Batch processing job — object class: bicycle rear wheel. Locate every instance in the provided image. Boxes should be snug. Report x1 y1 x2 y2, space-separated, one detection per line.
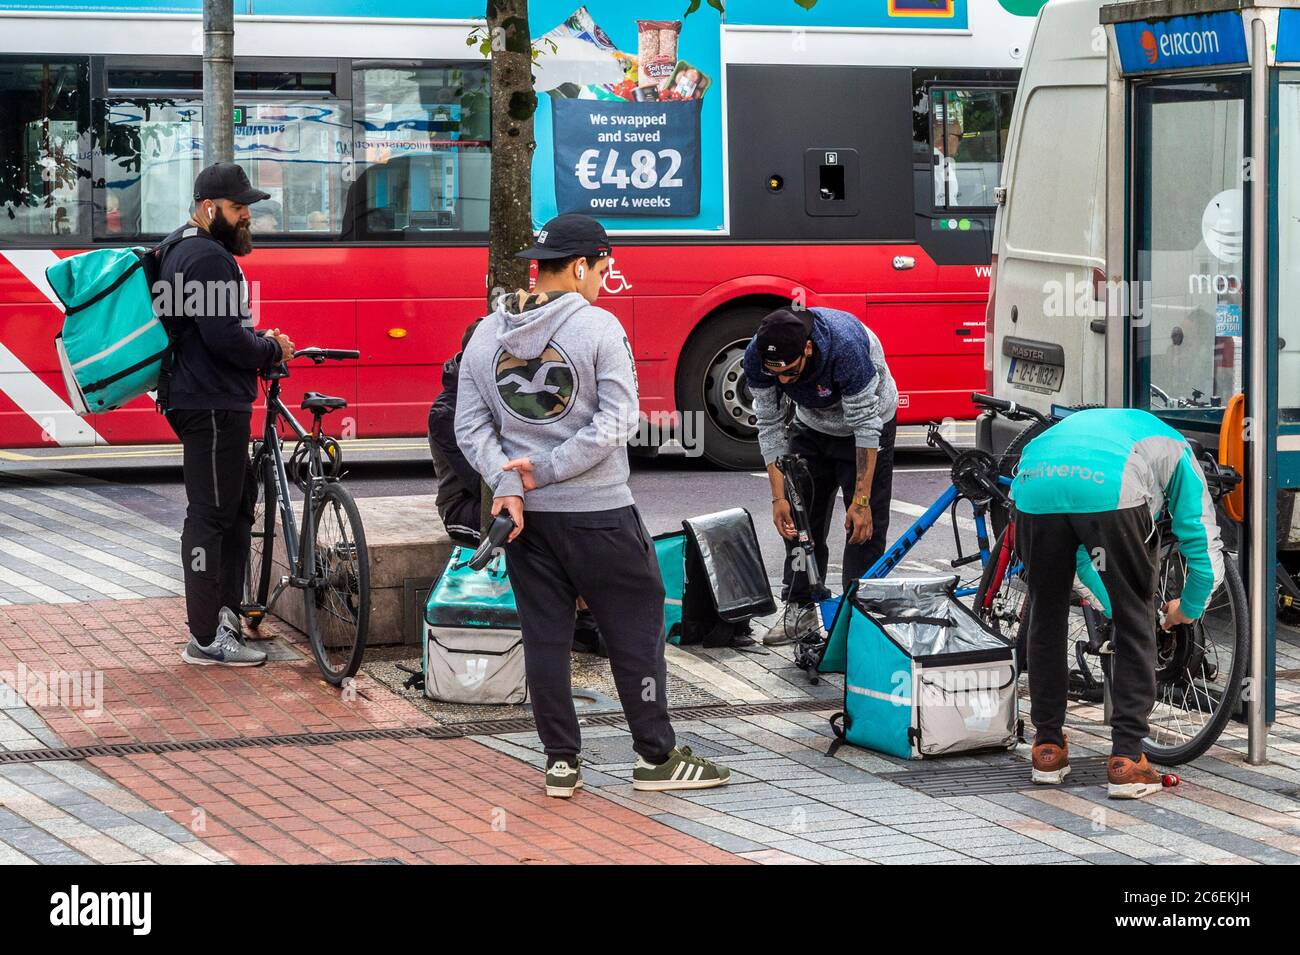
1112 545 1248 765
243 446 277 629
303 481 370 684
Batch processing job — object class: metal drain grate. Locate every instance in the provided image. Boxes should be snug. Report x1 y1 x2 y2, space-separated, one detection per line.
0 697 836 765
441 696 836 735
0 726 455 764
880 756 1111 797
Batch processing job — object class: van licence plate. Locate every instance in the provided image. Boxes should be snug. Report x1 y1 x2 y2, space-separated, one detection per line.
1008 358 1063 394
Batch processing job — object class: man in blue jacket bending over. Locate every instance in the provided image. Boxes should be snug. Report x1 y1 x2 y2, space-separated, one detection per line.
1011 408 1225 799
745 307 899 646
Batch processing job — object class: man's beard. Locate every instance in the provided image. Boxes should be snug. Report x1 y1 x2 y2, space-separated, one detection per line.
209 211 253 256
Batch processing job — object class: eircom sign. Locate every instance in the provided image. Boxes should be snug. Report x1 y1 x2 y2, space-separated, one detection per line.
1114 12 1249 75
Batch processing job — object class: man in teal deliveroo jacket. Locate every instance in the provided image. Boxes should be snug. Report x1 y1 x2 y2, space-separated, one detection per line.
1010 408 1224 799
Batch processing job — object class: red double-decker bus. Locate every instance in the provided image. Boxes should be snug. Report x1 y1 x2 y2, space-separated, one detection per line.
0 1 1043 468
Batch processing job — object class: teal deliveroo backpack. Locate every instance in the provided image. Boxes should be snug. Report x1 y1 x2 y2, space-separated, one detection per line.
48 229 195 415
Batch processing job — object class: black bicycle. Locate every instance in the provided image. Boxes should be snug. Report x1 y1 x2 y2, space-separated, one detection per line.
242 347 370 685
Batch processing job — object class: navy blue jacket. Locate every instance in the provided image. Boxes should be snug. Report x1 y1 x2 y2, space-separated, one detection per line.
158 226 281 413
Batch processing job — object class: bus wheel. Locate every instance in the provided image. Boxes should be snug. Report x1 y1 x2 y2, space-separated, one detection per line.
676 306 768 471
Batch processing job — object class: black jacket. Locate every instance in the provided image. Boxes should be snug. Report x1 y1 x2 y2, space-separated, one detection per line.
428 353 482 521
157 225 281 412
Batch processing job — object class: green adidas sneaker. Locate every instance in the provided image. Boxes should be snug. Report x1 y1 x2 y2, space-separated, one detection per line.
632 746 730 792
545 759 583 798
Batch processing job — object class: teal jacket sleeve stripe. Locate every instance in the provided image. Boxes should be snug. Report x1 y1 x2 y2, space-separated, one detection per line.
1074 544 1112 617
1166 447 1225 619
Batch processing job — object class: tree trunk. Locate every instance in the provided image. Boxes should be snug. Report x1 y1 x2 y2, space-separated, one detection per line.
202 0 235 165
485 0 537 312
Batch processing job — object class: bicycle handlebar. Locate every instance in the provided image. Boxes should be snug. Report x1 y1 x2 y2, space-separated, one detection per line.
971 392 1051 426
1197 451 1241 501
293 347 361 363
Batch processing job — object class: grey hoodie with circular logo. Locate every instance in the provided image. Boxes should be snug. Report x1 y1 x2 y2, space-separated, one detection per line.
454 291 639 513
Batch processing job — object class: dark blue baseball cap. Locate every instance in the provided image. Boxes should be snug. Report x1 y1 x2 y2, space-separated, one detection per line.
516 213 612 260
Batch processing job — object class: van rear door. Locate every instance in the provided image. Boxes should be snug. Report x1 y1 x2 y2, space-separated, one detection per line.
996 83 1105 409
990 0 1108 413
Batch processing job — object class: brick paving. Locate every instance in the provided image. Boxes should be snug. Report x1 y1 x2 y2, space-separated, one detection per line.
0 599 426 746
91 739 743 865
0 588 1297 864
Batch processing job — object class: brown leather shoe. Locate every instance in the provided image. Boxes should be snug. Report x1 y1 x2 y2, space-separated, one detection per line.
1107 754 1163 799
1031 736 1070 784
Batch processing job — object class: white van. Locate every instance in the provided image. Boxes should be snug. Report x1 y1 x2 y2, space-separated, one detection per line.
979 0 1111 457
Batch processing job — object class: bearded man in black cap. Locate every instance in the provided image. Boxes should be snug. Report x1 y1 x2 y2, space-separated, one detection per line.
158 162 295 667
743 307 899 645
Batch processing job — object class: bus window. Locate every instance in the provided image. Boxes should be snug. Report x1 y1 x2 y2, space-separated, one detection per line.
1132 77 1246 416
0 57 90 241
926 87 1014 210
349 63 490 239
94 98 352 239
96 99 203 238
236 102 352 237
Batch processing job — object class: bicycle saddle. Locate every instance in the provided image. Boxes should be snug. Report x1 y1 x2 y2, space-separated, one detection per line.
301 392 348 413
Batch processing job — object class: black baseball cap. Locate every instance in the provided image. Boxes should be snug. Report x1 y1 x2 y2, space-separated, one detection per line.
515 213 612 260
193 162 271 205
756 308 813 368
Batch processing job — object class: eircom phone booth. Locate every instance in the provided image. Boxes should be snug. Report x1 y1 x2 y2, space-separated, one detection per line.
1099 0 1300 762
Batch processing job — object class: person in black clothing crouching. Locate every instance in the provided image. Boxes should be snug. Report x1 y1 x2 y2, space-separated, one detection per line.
428 320 485 548
158 162 294 667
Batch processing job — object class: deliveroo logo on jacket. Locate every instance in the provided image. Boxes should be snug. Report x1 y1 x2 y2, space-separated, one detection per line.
495 344 576 423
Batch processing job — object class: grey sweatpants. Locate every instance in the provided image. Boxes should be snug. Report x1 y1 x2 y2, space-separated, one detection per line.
503 506 675 765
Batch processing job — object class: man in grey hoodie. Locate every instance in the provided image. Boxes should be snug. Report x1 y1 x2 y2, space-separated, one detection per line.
455 214 729 799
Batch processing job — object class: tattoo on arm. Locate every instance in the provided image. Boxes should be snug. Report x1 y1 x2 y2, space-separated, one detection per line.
855 447 877 499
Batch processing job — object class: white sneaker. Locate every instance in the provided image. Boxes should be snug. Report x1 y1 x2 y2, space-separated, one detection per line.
761 601 819 646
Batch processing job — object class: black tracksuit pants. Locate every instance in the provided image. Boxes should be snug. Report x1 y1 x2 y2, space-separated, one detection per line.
1016 506 1159 759
782 418 897 602
504 506 675 765
167 409 257 644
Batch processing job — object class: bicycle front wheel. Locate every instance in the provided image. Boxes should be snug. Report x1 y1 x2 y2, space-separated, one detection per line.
303 482 370 684
243 446 277 628
1123 545 1249 765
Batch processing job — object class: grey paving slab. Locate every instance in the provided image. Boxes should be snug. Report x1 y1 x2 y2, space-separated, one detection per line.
760 839 857 862
652 814 769 854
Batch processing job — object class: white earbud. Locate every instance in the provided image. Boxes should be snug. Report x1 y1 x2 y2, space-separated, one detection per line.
577 266 586 279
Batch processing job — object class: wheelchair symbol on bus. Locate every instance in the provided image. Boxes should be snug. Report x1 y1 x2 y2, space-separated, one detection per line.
603 260 633 295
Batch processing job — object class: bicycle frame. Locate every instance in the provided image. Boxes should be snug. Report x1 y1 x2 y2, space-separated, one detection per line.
258 368 329 609
861 475 1015 597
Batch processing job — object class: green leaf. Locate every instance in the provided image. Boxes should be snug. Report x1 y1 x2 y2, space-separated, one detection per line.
794 0 818 9
707 0 724 12
684 0 702 16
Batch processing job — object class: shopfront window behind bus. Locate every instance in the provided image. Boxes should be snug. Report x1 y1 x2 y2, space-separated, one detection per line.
351 64 490 238
927 87 1013 210
1277 73 1300 419
96 98 351 239
0 58 89 240
1133 78 1246 417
